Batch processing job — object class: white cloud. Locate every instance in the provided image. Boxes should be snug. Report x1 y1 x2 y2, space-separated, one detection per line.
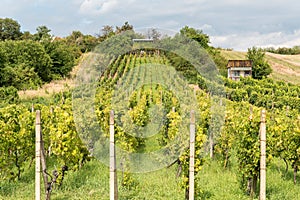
211 30 300 51
199 24 214 33
1 0 300 50
79 0 119 15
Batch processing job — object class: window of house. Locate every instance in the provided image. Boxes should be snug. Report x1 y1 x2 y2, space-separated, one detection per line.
233 71 240 77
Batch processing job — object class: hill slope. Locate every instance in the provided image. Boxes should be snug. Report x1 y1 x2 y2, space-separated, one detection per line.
221 50 300 85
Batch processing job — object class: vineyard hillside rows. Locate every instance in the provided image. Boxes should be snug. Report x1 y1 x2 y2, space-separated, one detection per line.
0 50 300 200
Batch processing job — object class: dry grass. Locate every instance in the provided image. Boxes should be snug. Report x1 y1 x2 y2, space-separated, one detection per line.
220 50 247 60
18 79 74 99
18 53 89 100
266 53 300 85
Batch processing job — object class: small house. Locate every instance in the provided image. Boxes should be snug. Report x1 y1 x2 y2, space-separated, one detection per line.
132 38 154 43
132 38 158 55
227 60 252 81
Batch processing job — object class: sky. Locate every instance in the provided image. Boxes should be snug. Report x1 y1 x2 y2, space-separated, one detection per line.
1 0 300 51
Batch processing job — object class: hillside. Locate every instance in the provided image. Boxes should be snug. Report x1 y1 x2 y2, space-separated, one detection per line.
221 50 300 85
17 50 300 100
1 49 300 200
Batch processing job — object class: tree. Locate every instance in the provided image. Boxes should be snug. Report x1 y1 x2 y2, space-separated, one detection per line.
0 86 19 106
177 26 227 77
208 48 228 77
115 21 133 34
34 25 52 41
21 31 34 40
99 25 115 41
69 30 84 40
179 26 210 49
65 31 98 53
247 47 272 79
44 40 77 79
146 28 161 40
0 18 22 41
0 40 52 85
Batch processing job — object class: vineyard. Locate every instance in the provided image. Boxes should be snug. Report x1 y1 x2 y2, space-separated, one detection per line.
0 48 300 200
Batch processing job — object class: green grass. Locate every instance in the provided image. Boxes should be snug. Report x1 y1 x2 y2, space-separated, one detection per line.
199 156 300 200
197 160 248 200
2 156 300 199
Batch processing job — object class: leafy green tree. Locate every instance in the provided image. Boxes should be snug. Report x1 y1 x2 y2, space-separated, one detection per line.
34 25 52 41
264 45 300 55
66 31 98 53
10 63 42 89
68 30 83 41
96 22 134 43
43 39 78 79
177 26 227 77
81 34 99 52
180 26 210 49
98 25 115 41
0 86 19 106
115 21 134 34
208 48 228 77
0 18 22 41
247 47 272 79
98 30 138 56
0 40 52 85
0 46 8 83
20 31 34 40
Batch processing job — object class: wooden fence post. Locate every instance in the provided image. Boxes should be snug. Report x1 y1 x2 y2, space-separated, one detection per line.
260 109 266 200
110 110 118 200
189 110 196 200
35 110 41 200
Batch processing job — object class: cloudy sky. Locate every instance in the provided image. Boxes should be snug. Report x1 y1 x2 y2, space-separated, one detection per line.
1 0 299 51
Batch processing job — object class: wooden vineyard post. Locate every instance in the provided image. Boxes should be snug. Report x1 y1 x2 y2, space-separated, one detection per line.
189 110 196 200
35 110 41 200
209 132 213 158
110 110 118 200
260 109 266 200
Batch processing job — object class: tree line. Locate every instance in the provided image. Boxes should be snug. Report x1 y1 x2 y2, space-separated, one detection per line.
263 46 300 55
0 18 135 90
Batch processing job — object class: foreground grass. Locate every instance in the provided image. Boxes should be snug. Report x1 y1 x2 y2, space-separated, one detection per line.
198 157 300 200
0 159 182 200
1 157 300 199
197 159 248 200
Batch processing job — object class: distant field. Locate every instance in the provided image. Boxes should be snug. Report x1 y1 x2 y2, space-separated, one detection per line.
221 50 300 85
220 50 247 60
